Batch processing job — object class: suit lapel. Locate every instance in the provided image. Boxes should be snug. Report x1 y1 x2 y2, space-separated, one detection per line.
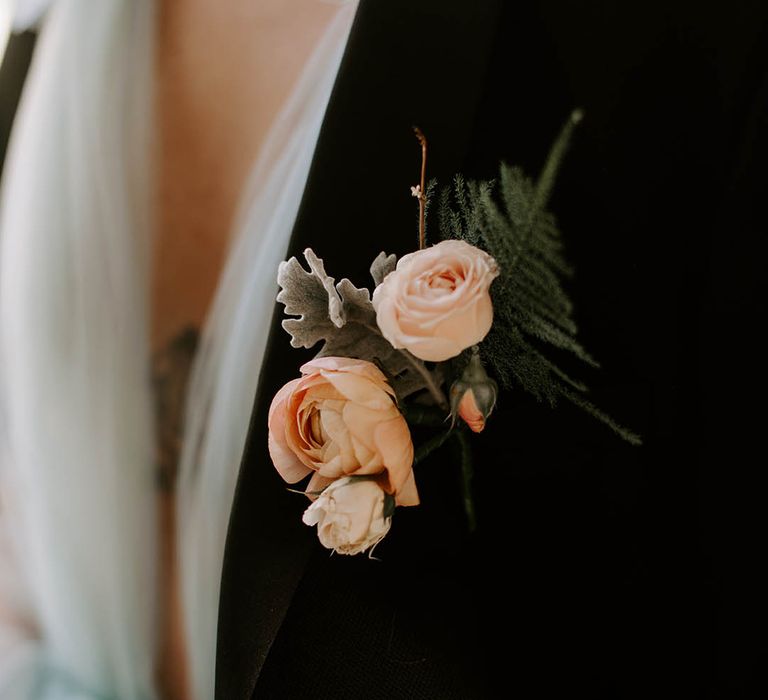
215 1 502 697
1 31 36 180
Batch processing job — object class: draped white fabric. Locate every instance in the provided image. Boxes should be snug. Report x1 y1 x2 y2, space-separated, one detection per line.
6 0 53 32
1 0 52 57
0 1 358 697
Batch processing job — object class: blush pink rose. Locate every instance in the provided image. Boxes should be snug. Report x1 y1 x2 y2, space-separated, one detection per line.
371 240 499 362
268 357 418 506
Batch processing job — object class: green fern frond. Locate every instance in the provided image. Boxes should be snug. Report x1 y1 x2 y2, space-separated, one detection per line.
433 109 640 445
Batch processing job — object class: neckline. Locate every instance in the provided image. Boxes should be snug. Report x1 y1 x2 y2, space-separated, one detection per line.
154 4 363 698
150 0 353 356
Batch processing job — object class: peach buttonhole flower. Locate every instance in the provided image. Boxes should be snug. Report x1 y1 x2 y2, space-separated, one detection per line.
372 239 499 362
268 357 418 506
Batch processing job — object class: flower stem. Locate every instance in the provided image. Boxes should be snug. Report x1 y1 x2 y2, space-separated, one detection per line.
414 126 428 250
401 349 449 410
455 430 477 533
362 321 448 409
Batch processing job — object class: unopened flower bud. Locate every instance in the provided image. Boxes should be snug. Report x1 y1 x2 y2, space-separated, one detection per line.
449 348 498 433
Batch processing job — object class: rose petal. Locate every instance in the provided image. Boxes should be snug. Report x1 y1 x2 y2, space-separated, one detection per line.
268 433 312 484
318 408 356 469
331 480 380 544
398 334 463 363
307 472 335 495
433 299 492 351
373 415 414 493
302 499 325 527
395 469 420 507
284 389 323 471
349 434 382 471
268 378 313 483
320 369 394 411
301 356 388 385
341 402 392 453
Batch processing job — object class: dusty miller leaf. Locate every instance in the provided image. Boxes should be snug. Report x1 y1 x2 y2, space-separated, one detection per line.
277 249 343 349
370 252 397 286
277 248 442 403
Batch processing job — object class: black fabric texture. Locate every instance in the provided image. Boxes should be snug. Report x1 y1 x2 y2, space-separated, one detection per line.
235 2 768 698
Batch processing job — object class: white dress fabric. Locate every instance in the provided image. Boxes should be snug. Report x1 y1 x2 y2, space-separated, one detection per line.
0 1 359 698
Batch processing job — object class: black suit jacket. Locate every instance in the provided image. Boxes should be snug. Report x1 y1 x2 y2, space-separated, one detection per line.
2 2 766 698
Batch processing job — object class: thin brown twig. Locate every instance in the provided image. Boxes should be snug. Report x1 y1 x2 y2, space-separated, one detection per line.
413 126 427 249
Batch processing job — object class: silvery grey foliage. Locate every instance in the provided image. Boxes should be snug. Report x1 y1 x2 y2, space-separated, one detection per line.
370 251 397 286
277 248 437 402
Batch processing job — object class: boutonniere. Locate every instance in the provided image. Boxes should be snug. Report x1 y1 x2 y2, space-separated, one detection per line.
267 110 641 556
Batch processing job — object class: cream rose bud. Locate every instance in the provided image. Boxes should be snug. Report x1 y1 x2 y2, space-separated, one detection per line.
372 239 499 362
268 356 419 506
302 477 394 556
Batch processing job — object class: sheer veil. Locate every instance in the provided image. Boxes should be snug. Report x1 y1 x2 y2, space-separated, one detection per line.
0 1 358 697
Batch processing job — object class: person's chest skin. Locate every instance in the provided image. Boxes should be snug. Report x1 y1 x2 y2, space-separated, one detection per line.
149 1 343 698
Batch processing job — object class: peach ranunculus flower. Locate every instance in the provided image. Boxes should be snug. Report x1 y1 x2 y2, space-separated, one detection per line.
302 476 394 556
371 239 499 362
268 356 418 506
